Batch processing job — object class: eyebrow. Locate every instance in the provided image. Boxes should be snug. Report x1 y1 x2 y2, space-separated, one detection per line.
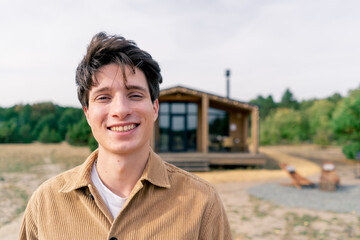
125 84 148 93
91 85 148 96
91 87 112 96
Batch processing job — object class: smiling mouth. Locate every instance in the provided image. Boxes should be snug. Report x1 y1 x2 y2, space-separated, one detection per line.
108 124 138 132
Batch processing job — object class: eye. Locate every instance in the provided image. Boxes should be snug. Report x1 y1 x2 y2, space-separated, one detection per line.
96 95 111 102
129 93 144 100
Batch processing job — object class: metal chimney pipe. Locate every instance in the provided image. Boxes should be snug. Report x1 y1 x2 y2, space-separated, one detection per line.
225 69 231 98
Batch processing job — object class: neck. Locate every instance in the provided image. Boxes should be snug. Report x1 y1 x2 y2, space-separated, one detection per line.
95 146 150 198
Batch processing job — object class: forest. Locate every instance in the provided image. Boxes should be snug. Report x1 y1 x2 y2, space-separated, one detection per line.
0 103 97 151
0 86 359 159
251 87 360 160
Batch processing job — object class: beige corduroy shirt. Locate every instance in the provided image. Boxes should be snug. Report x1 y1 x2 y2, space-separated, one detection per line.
19 149 232 240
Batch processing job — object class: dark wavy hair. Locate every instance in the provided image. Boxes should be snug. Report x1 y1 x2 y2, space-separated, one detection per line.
75 32 162 108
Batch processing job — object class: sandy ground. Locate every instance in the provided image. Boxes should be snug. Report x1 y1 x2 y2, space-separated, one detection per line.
1 144 359 239
216 146 360 240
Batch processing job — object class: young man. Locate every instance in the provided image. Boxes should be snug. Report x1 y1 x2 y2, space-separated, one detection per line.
19 32 232 239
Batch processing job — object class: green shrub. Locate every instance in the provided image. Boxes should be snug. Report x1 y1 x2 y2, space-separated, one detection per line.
342 142 360 160
313 129 332 147
66 118 92 146
260 108 305 145
66 117 98 151
88 135 98 152
38 126 62 143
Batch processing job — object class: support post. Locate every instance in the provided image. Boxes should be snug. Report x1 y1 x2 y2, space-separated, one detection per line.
201 94 209 153
250 107 259 154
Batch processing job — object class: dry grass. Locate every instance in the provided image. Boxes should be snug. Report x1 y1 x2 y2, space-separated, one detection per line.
0 142 90 174
0 142 90 228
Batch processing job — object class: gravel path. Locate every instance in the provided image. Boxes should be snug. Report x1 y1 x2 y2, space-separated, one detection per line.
247 182 360 214
248 145 360 214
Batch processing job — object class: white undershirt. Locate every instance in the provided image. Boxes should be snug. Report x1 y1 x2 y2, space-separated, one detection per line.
91 162 128 219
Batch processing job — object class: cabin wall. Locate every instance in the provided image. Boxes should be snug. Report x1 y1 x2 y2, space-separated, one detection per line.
156 89 258 154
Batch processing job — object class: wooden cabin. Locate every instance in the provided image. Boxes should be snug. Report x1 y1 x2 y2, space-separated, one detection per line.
150 86 263 171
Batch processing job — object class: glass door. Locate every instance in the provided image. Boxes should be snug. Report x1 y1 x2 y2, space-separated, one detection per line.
170 115 186 151
157 102 198 152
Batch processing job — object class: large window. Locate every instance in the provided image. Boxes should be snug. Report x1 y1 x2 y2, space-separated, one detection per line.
208 108 229 152
158 103 198 152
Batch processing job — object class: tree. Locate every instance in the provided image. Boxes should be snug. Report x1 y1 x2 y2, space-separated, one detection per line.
67 117 93 146
17 104 32 126
58 108 84 139
306 100 335 146
1 106 18 120
30 102 57 121
332 88 360 159
19 124 32 143
250 95 277 119
88 135 98 151
32 113 59 140
260 108 305 145
0 119 18 143
279 88 299 109
0 102 87 144
326 92 342 105
38 126 62 143
299 98 317 111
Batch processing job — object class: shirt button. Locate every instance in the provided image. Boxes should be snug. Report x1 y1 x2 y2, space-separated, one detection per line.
109 238 117 240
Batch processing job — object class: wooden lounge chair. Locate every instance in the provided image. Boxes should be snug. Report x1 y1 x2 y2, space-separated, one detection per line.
319 162 340 191
279 163 315 189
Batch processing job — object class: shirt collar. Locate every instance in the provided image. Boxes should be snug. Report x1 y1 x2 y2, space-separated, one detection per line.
140 148 170 189
60 148 170 193
60 149 98 193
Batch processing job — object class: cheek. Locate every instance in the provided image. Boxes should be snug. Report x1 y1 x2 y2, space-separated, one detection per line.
88 108 106 126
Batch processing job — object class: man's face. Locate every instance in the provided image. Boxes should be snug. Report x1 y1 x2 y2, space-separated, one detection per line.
84 63 159 155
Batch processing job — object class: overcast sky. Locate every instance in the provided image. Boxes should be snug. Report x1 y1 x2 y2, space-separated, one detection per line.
1 0 359 108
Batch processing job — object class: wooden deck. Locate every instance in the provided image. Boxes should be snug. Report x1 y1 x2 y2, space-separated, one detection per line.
159 152 267 172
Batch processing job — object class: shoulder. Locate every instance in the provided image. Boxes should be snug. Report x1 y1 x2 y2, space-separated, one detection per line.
163 162 218 196
31 164 83 199
162 163 229 227
33 149 97 197
23 164 83 221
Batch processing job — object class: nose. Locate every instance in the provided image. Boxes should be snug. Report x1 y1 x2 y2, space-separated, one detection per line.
110 95 132 119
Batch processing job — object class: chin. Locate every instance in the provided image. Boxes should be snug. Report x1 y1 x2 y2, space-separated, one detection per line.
109 144 142 155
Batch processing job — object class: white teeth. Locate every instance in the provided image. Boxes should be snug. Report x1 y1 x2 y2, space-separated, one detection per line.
110 124 136 132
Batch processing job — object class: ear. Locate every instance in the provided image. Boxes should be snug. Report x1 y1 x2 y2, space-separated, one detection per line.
83 107 91 126
153 99 159 122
